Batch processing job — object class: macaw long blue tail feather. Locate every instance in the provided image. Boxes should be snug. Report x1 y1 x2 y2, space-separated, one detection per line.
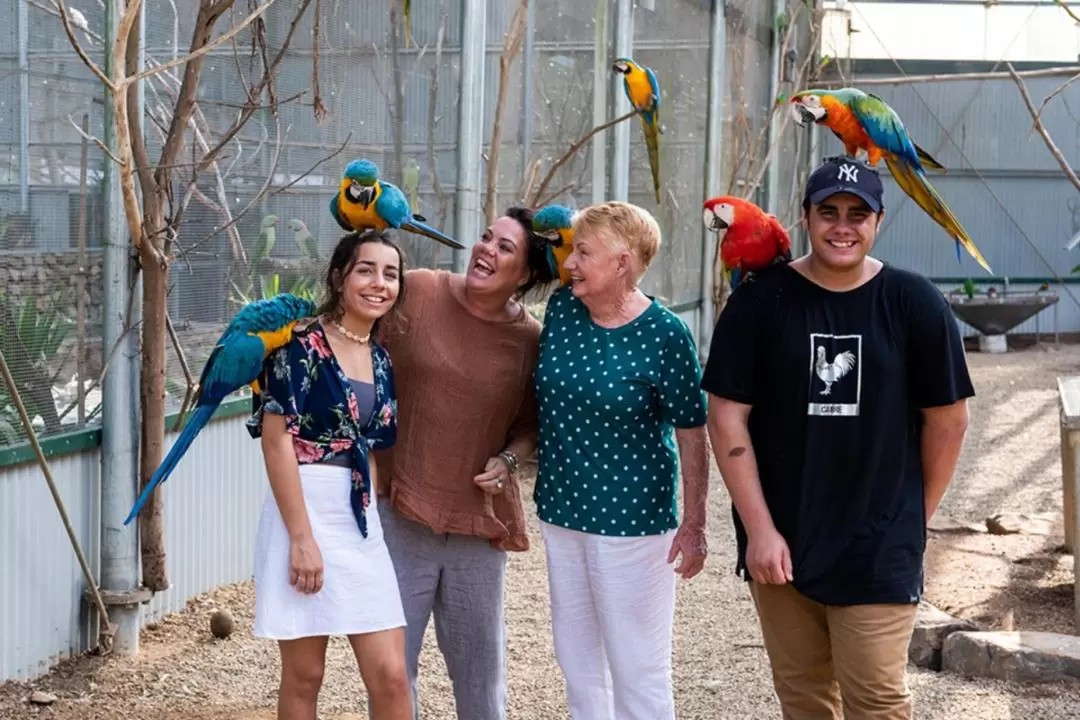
400 219 465 250
123 403 217 525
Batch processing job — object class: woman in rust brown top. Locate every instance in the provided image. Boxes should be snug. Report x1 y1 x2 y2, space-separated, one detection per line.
372 206 556 719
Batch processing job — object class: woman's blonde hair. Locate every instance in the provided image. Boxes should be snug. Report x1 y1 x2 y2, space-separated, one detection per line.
571 201 662 281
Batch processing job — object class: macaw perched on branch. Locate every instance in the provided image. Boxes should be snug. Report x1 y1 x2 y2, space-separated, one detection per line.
123 293 317 525
533 204 575 286
612 57 662 205
702 196 792 291
329 159 464 250
789 87 992 273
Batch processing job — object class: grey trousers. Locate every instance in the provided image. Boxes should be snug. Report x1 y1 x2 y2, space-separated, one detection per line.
377 501 509 720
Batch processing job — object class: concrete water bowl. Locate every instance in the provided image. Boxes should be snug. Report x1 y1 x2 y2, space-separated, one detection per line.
947 292 1059 353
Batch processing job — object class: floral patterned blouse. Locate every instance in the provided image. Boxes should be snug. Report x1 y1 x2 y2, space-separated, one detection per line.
245 319 397 538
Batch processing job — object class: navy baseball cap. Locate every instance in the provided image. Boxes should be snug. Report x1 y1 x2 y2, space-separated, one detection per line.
803 155 884 213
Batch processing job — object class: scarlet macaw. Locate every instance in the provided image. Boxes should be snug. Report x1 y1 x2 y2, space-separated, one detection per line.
533 204 575 286
612 57 662 205
329 158 464 250
123 293 317 525
789 87 991 273
702 196 792 291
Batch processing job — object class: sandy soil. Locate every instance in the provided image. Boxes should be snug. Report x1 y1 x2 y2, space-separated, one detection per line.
2 342 1080 719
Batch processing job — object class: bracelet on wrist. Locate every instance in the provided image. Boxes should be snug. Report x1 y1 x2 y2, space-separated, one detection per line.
498 449 519 475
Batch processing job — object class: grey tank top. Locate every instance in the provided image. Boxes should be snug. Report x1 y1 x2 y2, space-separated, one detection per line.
320 378 376 468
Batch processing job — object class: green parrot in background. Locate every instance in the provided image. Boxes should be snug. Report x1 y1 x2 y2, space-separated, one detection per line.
253 214 278 262
287 218 319 260
403 158 421 214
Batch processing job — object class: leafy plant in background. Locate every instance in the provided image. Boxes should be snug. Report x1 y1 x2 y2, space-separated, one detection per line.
228 272 321 309
0 290 74 443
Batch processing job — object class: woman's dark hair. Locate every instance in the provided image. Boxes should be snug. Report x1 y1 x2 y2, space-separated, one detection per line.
316 229 407 341
504 205 557 299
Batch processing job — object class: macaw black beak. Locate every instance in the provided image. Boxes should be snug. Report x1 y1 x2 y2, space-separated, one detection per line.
544 230 563 247
710 217 729 231
358 185 375 207
793 103 824 127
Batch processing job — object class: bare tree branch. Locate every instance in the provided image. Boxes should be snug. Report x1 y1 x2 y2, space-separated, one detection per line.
66 115 123 164
128 0 281 85
178 132 352 259
1054 0 1080 25
1008 62 1080 197
1033 71 1080 128
531 109 640 208
484 0 529 225
54 0 114 90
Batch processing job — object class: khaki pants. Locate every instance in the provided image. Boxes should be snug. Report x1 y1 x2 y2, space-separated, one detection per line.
749 582 918 720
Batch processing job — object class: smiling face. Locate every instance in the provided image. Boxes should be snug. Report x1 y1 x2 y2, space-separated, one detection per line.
561 228 632 301
337 240 402 324
803 193 882 273
466 215 530 298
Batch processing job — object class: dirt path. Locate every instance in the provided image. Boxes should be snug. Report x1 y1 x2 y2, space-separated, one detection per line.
3 343 1080 719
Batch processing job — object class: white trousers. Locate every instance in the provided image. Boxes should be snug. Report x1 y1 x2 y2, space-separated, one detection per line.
540 521 677 720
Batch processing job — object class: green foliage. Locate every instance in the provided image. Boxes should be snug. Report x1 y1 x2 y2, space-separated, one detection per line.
229 273 321 309
0 290 75 444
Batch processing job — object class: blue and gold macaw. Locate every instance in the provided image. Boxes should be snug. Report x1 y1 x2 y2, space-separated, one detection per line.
613 57 662 204
123 293 317 525
790 87 991 273
533 204 575 286
329 158 464 250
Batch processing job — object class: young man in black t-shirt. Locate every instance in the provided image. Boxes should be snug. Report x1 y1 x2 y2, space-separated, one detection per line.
701 155 974 718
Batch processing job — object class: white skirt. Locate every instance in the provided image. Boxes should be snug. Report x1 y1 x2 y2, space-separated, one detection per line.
253 463 406 640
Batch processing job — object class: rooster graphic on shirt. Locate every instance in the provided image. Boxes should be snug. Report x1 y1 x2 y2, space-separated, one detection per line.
807 333 862 417
815 346 856 396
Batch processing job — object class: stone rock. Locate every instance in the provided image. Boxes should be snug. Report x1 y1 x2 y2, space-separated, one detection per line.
985 512 1057 536
942 631 1080 683
209 608 234 639
927 515 987 535
908 602 977 670
29 691 57 705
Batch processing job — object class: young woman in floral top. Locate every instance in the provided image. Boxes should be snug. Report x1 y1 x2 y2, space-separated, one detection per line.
246 230 412 720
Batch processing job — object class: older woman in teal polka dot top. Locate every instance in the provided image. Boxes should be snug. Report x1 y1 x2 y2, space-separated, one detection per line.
533 201 711 720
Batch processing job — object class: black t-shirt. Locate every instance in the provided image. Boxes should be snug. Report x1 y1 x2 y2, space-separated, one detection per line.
700 262 975 606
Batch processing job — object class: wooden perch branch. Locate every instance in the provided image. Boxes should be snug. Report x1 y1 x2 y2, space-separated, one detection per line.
820 64 1080 88
530 108 640 208
1008 62 1080 197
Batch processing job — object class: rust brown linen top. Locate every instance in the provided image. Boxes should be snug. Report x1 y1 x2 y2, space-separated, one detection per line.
372 268 541 552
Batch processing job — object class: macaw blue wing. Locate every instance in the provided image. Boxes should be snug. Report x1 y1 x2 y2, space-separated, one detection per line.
124 293 315 526
848 93 922 169
377 181 465 250
124 332 266 525
646 67 661 110
329 192 351 232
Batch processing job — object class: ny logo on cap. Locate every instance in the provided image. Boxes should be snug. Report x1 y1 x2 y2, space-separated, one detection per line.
837 163 859 183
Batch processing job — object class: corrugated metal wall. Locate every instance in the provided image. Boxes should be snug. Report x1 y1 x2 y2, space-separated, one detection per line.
810 75 1080 337
0 450 100 682
0 414 266 682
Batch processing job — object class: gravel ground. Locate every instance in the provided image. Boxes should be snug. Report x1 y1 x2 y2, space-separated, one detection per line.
3 342 1080 718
